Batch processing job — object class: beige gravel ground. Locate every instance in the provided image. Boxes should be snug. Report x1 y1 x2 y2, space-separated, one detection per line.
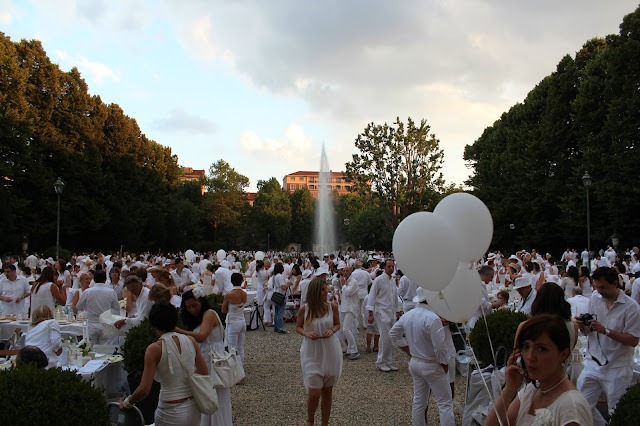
230 320 467 425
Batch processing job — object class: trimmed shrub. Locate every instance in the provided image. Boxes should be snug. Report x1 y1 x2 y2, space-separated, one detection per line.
610 381 640 425
469 309 529 367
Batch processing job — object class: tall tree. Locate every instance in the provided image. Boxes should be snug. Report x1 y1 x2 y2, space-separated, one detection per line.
252 178 291 250
289 187 314 248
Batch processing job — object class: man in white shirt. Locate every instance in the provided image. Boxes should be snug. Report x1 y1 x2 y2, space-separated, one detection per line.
576 266 640 426
113 276 153 330
581 248 590 268
389 287 455 426
171 258 195 292
567 287 590 317
351 261 372 329
514 277 536 315
213 264 233 294
468 266 506 329
76 269 120 345
0 264 31 317
605 246 617 265
367 259 399 372
339 265 360 360
397 271 417 313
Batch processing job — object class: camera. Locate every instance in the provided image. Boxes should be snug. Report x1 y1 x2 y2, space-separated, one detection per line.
577 313 597 326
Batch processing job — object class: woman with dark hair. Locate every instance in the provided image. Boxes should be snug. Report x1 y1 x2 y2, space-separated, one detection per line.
485 315 592 426
561 266 580 300
120 303 208 424
578 266 593 297
296 277 342 426
30 265 66 320
176 287 232 425
529 282 578 349
290 264 303 296
270 262 293 334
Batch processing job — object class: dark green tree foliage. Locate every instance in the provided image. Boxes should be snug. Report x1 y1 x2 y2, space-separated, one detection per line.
0 33 188 253
464 6 640 253
251 178 292 249
290 187 315 248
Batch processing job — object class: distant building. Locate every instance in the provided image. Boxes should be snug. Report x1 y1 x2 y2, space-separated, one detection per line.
181 167 206 194
243 192 256 206
282 171 352 199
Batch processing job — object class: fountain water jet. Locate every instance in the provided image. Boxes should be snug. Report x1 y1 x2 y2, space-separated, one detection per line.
314 143 337 256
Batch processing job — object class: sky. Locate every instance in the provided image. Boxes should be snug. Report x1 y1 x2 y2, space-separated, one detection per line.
1 0 638 192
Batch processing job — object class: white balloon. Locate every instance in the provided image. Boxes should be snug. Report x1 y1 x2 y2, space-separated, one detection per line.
393 212 460 292
255 251 265 261
434 193 493 263
216 249 226 262
423 262 483 323
184 249 195 261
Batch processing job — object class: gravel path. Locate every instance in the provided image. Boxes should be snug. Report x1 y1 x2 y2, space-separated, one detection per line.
230 320 467 425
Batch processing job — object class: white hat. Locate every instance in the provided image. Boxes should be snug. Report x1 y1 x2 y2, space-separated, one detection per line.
302 270 313 279
514 277 531 289
487 254 497 262
546 275 561 285
314 266 330 276
337 261 347 270
412 287 429 304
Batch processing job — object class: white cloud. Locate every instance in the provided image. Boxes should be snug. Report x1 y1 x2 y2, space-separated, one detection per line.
239 124 312 162
154 108 217 134
54 50 121 84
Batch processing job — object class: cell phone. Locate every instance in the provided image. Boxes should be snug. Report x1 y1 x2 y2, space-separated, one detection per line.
516 356 529 379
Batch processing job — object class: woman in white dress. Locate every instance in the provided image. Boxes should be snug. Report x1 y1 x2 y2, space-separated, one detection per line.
120 302 208 425
30 266 66 320
24 305 62 368
484 314 592 426
254 260 267 320
296 278 342 426
222 273 247 367
177 288 233 425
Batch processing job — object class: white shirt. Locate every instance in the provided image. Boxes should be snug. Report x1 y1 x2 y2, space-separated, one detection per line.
339 276 360 316
351 268 371 300
468 282 493 329
567 295 590 317
389 304 452 364
126 287 152 329
397 276 417 305
299 278 312 305
0 275 31 315
583 290 640 368
24 319 62 369
214 267 233 294
171 268 195 290
366 272 398 318
516 288 536 315
76 282 120 324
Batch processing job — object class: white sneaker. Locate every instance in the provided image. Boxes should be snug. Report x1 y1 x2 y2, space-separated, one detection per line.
377 365 391 372
388 365 399 371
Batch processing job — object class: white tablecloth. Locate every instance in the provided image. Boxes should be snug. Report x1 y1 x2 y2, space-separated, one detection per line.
0 320 85 340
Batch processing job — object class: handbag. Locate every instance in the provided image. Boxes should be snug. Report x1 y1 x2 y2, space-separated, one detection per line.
210 347 246 388
271 291 286 305
161 334 219 415
208 311 246 388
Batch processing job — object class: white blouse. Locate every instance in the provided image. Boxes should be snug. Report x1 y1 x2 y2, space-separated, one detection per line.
24 319 62 368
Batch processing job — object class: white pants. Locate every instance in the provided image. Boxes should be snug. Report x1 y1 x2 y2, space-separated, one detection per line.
226 320 246 366
408 359 455 426
342 312 358 354
263 299 273 323
374 312 394 368
359 299 367 329
155 398 200 426
577 363 632 426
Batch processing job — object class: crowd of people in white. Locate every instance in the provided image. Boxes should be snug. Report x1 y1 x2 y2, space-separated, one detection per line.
2 244 640 425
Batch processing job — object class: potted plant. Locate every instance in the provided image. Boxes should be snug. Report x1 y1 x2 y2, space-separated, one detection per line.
120 318 161 424
469 309 529 368
0 364 109 425
610 381 640 425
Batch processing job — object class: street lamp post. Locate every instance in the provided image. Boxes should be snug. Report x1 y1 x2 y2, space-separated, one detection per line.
582 172 592 270
54 177 65 259
267 233 270 251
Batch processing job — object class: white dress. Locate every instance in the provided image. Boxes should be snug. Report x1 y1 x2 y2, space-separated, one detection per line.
516 383 593 425
197 310 232 426
30 282 56 320
300 304 343 389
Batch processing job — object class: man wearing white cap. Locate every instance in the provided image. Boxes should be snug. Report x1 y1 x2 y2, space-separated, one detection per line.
367 259 399 372
299 269 313 306
339 264 360 360
389 287 455 426
514 277 536 315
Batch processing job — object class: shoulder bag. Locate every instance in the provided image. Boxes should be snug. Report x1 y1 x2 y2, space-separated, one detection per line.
209 311 246 388
161 334 218 415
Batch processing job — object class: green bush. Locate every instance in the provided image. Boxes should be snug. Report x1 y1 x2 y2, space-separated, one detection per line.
121 318 159 376
469 309 529 367
610 381 640 425
0 364 109 425
207 293 227 324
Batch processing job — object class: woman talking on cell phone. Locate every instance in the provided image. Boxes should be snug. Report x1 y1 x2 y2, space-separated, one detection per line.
484 314 592 426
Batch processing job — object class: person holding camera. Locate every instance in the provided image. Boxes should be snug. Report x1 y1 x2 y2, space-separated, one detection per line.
575 266 640 426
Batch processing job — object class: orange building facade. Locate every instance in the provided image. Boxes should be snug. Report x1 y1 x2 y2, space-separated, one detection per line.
282 171 352 199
